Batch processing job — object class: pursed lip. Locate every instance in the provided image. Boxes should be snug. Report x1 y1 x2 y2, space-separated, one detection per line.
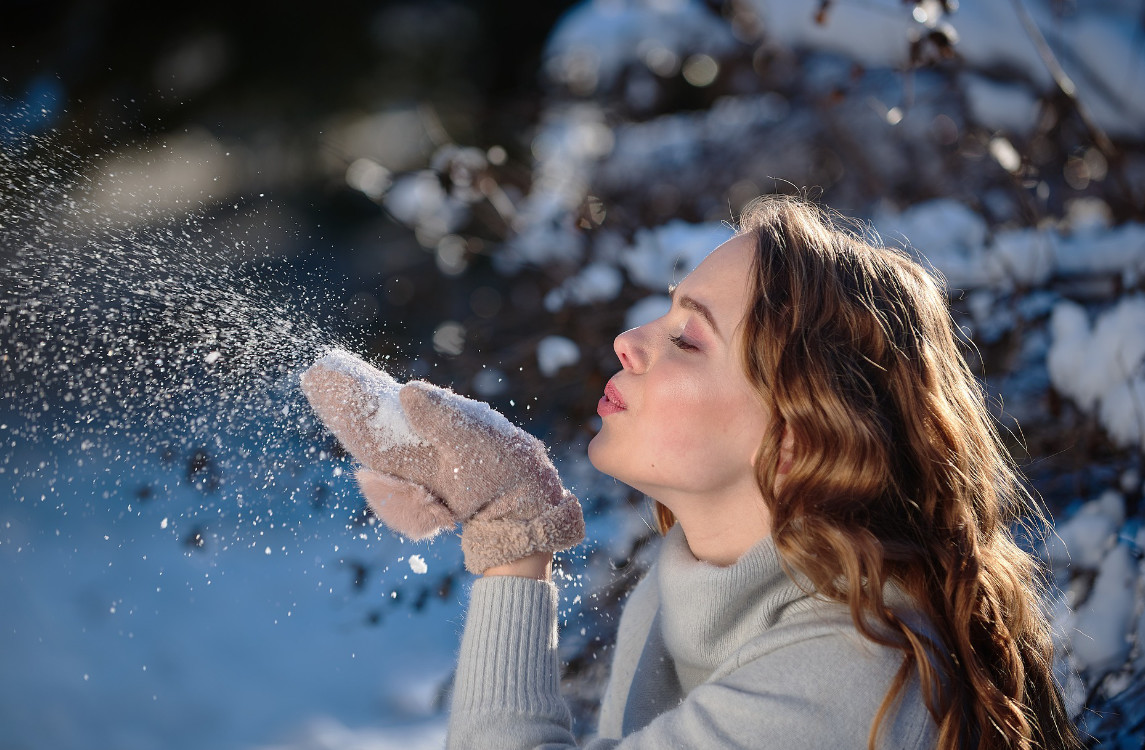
603 379 626 409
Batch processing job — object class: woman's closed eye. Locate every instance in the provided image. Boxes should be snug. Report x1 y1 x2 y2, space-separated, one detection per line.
669 334 698 351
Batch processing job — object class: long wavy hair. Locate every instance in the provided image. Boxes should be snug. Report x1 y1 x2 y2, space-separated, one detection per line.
652 196 1080 750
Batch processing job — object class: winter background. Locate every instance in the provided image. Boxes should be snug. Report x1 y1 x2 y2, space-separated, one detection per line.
2 0 1144 747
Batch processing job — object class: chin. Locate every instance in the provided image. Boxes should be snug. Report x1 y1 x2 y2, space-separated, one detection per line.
587 431 626 481
587 436 650 497
586 432 608 473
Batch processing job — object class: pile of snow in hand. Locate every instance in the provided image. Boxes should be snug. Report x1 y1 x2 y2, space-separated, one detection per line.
742 0 1145 139
307 348 424 449
1048 297 1145 448
1042 489 1145 682
306 349 521 447
430 385 521 439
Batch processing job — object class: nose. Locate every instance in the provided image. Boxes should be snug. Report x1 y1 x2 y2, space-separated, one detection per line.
614 327 646 373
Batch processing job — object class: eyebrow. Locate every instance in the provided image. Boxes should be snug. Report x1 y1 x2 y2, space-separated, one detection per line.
668 283 722 339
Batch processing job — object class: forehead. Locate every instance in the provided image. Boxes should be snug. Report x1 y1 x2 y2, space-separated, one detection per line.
677 234 754 321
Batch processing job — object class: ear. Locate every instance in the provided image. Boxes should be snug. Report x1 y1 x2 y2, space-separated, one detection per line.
777 425 795 476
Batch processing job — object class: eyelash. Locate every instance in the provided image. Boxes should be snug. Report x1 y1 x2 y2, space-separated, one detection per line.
669 334 697 351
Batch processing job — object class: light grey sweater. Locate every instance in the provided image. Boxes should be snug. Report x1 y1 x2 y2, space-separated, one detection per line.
447 524 938 748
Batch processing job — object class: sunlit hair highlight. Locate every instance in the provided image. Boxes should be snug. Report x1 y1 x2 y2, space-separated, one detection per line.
653 195 1079 750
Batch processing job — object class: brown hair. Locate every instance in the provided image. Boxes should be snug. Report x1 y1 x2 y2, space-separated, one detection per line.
653 195 1080 749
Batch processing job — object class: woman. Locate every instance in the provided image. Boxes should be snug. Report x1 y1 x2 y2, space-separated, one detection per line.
301 195 1081 749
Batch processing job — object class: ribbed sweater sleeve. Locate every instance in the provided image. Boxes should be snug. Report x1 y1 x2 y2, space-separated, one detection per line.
446 575 581 749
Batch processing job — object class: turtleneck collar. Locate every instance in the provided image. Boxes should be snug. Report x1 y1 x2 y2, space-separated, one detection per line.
655 523 816 692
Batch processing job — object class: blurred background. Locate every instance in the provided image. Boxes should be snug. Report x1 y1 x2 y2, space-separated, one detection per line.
2 0 1144 748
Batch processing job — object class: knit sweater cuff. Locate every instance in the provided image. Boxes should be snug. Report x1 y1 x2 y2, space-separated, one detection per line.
451 575 567 719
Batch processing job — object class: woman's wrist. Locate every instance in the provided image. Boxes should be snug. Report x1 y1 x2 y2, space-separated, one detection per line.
482 551 553 581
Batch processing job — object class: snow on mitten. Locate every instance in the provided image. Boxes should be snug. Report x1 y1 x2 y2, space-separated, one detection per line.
300 349 584 573
300 349 453 539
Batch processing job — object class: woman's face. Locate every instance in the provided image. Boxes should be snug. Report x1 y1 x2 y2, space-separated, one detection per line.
588 234 772 503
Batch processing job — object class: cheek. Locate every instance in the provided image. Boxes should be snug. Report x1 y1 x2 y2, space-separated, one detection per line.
647 371 763 461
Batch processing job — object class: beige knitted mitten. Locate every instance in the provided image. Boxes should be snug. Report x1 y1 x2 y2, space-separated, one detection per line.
300 350 584 574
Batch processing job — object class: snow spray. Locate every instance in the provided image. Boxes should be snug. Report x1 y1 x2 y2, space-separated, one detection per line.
0 120 408 550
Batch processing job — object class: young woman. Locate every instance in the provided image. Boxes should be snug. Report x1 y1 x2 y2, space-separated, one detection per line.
302 195 1081 749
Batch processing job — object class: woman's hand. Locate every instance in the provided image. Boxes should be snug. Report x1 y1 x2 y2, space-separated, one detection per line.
301 355 584 575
